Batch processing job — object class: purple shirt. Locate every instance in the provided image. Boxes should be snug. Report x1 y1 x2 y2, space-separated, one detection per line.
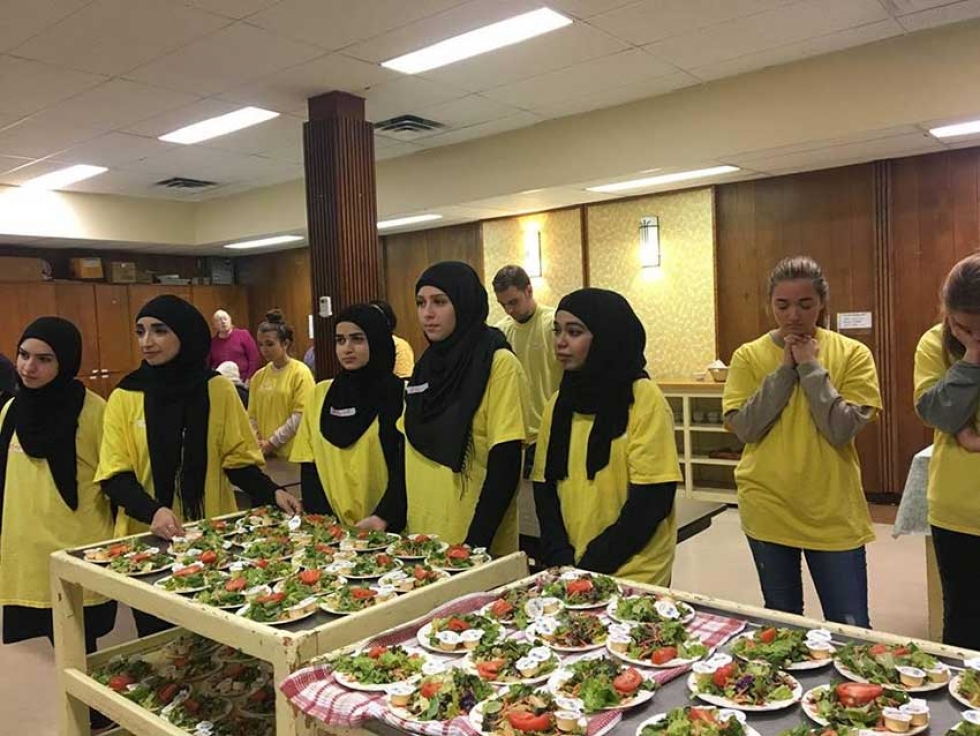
209 328 261 381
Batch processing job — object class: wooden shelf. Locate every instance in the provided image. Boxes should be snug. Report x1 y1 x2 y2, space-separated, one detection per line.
691 455 740 467
690 484 738 503
690 424 730 433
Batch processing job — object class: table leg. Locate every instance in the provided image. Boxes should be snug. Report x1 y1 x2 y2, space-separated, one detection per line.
52 574 90 736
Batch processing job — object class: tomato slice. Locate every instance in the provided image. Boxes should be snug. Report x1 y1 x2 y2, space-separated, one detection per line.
375 554 393 566
299 569 322 585
367 646 387 659
446 617 470 632
447 546 471 560
758 627 778 644
225 577 247 592
506 712 553 732
255 592 286 605
199 550 218 565
249 688 268 702
157 682 179 704
173 564 202 578
107 674 134 691
836 682 883 707
650 647 678 665
869 643 889 656
475 659 505 680
107 544 130 558
566 579 594 596
689 708 717 724
351 587 376 600
413 565 431 581
420 681 442 699
253 558 270 569
490 599 514 618
712 663 737 688
613 668 643 695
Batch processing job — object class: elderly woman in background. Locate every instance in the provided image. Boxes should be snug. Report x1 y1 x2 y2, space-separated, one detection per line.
208 309 260 382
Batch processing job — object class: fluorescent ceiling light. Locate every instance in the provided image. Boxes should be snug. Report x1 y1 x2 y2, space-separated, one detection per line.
929 119 980 138
224 235 303 250
587 165 741 193
160 106 279 144
21 164 108 190
377 214 443 230
382 8 572 74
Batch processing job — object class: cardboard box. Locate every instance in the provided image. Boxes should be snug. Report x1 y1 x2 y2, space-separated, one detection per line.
109 261 136 283
69 257 104 280
0 256 51 282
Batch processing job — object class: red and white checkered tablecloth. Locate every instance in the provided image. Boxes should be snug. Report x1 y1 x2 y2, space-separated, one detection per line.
280 586 747 736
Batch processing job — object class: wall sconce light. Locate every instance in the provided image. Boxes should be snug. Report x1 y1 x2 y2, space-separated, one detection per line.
640 216 660 268
524 227 543 278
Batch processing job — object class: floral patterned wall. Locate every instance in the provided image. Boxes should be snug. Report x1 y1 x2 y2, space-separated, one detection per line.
482 208 584 327
586 187 717 379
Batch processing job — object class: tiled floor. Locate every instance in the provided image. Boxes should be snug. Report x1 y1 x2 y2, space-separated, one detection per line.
0 508 928 734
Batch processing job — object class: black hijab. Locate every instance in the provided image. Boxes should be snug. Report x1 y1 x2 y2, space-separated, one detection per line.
321 304 403 449
405 262 509 472
0 318 87 512
117 295 216 520
0 353 15 409
544 288 649 482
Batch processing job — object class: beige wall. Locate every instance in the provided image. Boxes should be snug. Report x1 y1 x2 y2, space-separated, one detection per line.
482 208 584 326
587 187 717 379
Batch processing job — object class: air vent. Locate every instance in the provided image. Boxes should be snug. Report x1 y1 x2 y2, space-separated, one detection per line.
155 176 218 190
374 114 446 141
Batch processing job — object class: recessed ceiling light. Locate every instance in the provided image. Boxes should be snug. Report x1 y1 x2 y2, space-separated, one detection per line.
586 165 740 193
382 8 572 74
377 214 443 229
160 107 280 144
20 164 108 190
929 119 980 138
224 234 303 250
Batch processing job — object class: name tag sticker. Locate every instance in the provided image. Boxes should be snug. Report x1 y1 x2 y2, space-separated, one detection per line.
406 382 429 395
330 407 357 417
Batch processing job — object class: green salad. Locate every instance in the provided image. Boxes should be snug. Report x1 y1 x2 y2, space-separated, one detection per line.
238 683 276 717
639 706 747 736
780 725 856 736
533 610 607 649
613 595 695 623
163 692 231 729
398 668 493 721
551 655 656 712
479 685 572 736
692 660 796 706
239 587 317 624
107 546 172 575
194 576 250 608
294 542 336 569
323 584 384 613
470 639 558 682
952 724 980 736
732 628 818 668
238 535 296 561
427 544 486 570
347 552 399 578
331 644 424 686
92 655 154 692
836 642 940 687
204 662 269 698
805 682 909 729
428 613 502 647
543 573 618 606
389 534 445 558
118 676 182 712
619 620 708 664
956 668 980 707
213 715 275 736
483 586 539 628
157 564 223 592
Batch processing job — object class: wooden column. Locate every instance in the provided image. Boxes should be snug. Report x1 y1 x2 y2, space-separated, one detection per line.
304 91 381 379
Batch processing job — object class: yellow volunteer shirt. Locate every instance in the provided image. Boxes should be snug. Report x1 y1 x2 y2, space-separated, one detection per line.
399 350 529 556
248 357 314 459
0 390 113 607
497 306 563 444
914 324 980 537
393 335 415 379
96 378 265 537
290 380 395 525
723 328 881 551
531 379 682 586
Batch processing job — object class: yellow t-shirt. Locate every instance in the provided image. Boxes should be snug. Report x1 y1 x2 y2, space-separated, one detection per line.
497 306 563 444
914 324 980 536
248 358 314 459
96 378 265 537
723 328 881 551
393 335 415 379
0 390 113 607
290 379 396 525
399 350 529 556
531 379 682 586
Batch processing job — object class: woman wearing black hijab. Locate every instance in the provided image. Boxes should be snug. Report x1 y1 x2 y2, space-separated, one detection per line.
291 304 406 526
97 295 300 635
0 318 117 651
531 289 682 585
361 262 528 555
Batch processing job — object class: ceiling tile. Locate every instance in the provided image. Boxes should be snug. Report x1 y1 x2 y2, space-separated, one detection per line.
374 138 424 160
723 125 926 165
219 52 398 113
895 0 980 31
121 98 243 138
689 18 903 81
412 111 541 148
642 0 891 70
125 21 323 97
419 21 631 93
260 140 305 165
745 132 945 175
0 0 90 53
171 0 284 19
412 95 526 130
126 145 282 182
0 156 89 185
527 70 700 119
0 154 36 175
0 112 103 158
590 0 797 46
481 49 681 108
43 79 201 131
52 132 178 167
884 0 974 12
545 0 643 19
363 76 471 122
0 55 105 118
200 114 305 156
247 0 467 50
12 0 231 76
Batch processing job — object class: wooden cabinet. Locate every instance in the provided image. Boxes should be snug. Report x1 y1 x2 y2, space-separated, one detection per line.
190 284 248 332
0 283 58 363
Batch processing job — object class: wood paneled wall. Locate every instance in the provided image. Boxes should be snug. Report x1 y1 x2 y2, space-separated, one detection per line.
236 248 314 359
0 244 206 280
382 222 484 358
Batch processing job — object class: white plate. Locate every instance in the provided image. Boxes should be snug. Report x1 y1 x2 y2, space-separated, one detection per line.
547 667 656 711
634 711 763 736
319 599 377 617
153 575 212 594
343 559 403 580
235 602 320 626
345 533 403 553
525 622 608 653
801 685 929 736
415 622 500 655
606 638 710 669
951 674 980 710
730 631 835 671
834 660 951 693
386 699 469 726
334 669 422 693
82 548 114 564
427 554 491 573
460 652 560 686
686 672 803 712
386 539 449 560
606 596 696 625
469 698 585 736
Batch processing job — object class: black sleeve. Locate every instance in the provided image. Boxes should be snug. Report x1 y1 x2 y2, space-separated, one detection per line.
464 440 522 549
101 471 162 525
371 434 407 532
577 481 677 574
533 479 575 567
300 462 333 515
224 465 279 506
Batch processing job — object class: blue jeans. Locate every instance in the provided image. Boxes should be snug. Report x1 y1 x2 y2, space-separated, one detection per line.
746 537 871 628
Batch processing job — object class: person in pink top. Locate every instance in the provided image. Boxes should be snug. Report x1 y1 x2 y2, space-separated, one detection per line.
208 309 261 381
